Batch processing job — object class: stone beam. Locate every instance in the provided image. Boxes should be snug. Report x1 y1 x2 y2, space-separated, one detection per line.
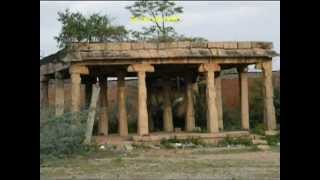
127 64 155 72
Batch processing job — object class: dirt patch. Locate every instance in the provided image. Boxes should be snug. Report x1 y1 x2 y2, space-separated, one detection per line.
41 146 280 180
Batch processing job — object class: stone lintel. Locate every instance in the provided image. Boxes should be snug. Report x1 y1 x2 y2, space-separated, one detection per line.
198 63 221 72
127 64 155 72
69 65 89 75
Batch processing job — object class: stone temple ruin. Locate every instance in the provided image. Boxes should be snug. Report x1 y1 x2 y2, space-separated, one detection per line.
40 41 279 144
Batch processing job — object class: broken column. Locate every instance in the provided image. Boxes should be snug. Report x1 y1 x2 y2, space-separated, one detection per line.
55 72 64 116
162 79 174 132
261 61 277 130
199 63 220 133
128 64 154 136
117 72 128 137
98 76 109 136
215 72 224 131
237 66 250 130
185 75 195 132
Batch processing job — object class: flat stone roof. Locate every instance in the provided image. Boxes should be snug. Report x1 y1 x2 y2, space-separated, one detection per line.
41 41 279 64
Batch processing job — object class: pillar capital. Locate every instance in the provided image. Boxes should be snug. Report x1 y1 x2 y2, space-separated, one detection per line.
127 64 154 72
198 63 221 72
69 65 89 75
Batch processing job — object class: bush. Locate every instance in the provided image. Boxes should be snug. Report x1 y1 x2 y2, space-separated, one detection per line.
218 136 252 147
265 133 280 146
250 123 266 135
40 110 96 163
223 107 241 131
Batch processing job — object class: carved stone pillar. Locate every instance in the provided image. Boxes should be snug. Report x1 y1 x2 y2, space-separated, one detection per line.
185 75 195 132
238 66 250 130
215 72 224 131
40 75 49 108
199 63 220 133
261 61 277 130
69 65 89 113
98 77 109 136
55 72 64 116
128 64 154 136
117 72 128 137
162 80 173 132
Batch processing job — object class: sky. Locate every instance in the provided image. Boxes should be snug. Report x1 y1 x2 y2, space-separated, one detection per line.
40 1 280 71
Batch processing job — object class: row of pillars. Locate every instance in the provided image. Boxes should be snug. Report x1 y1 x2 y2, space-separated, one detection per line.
40 61 277 137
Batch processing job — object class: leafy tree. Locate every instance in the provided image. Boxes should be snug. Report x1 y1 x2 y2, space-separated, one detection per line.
126 0 183 42
55 9 129 48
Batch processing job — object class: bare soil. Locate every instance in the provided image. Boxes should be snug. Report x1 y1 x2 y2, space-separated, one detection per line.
40 146 280 180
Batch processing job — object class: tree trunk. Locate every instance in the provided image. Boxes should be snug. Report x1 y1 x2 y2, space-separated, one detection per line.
84 83 101 145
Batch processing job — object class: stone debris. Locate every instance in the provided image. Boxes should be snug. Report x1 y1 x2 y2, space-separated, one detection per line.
123 144 133 151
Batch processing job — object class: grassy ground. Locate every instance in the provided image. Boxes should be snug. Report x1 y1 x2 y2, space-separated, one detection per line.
40 145 279 180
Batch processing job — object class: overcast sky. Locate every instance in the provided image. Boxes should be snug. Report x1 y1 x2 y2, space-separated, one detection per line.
40 1 280 71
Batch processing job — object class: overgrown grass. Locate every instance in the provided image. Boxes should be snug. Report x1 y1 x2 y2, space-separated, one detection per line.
265 133 280 146
40 109 98 164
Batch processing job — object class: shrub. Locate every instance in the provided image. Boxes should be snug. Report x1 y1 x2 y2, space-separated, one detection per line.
40 110 96 163
223 107 241 131
265 133 280 146
250 123 266 135
218 136 252 147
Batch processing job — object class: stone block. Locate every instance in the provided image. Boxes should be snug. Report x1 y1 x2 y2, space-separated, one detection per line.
251 42 273 49
178 41 191 48
120 42 132 50
223 42 238 49
237 42 251 49
106 43 121 51
210 49 219 56
191 41 208 48
208 42 224 48
88 43 105 51
143 42 158 49
131 42 144 50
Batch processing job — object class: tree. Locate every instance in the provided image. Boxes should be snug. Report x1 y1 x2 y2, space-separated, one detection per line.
55 9 129 48
126 0 183 42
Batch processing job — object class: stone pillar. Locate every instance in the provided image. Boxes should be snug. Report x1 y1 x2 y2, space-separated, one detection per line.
55 72 64 116
40 75 49 108
162 80 174 132
261 61 277 130
238 66 250 130
98 77 108 136
147 86 154 132
117 72 128 137
199 63 220 133
128 64 154 136
69 65 89 113
85 77 94 109
215 73 224 131
185 76 195 132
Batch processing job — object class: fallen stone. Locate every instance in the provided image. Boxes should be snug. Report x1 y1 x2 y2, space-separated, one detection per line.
170 143 183 148
145 144 161 150
257 145 271 151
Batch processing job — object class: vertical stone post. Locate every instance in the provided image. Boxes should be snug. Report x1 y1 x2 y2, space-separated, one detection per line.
199 63 220 133
215 72 224 131
117 72 128 137
98 77 109 136
147 86 154 132
128 64 154 136
261 61 277 130
55 72 64 116
69 65 89 114
40 75 49 108
85 77 94 109
185 75 195 132
162 80 174 132
237 66 250 130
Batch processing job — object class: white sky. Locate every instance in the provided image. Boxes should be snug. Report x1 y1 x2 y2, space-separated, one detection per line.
40 1 280 71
